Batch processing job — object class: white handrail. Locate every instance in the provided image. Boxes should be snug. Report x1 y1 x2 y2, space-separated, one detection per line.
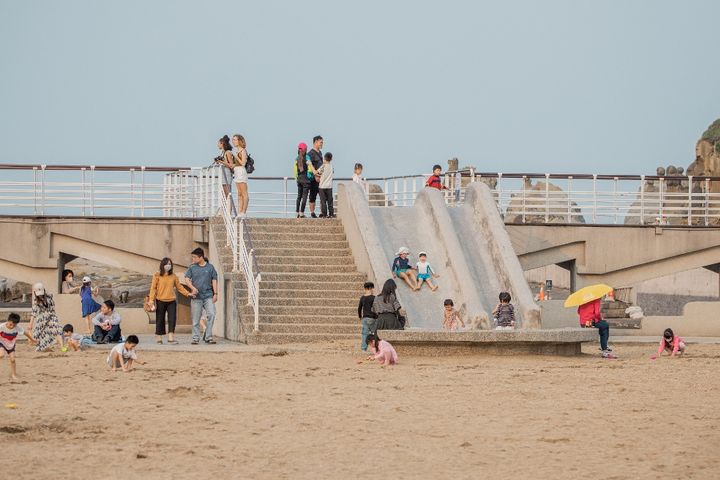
218 190 261 332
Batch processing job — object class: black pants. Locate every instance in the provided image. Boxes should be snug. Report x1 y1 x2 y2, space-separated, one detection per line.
319 188 334 217
155 300 177 335
93 324 122 343
296 182 310 214
594 320 610 350
309 180 320 203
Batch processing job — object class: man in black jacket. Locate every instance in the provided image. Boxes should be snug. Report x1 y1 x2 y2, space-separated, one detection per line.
308 135 324 218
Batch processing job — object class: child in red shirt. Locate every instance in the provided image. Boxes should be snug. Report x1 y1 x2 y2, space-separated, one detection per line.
425 164 448 190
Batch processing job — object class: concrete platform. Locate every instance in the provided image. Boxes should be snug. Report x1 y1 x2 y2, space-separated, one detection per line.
377 328 598 356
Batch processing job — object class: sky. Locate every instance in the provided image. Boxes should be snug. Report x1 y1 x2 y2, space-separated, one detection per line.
1 0 719 178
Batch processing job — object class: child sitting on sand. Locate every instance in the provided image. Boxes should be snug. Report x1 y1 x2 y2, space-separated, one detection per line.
365 333 398 366
416 252 439 291
1 313 36 380
442 299 465 331
650 328 686 359
492 292 515 330
107 335 146 372
61 324 89 352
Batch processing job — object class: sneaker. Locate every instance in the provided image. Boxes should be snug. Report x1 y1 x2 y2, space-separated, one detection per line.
204 339 217 345
310 212 317 218
191 339 199 345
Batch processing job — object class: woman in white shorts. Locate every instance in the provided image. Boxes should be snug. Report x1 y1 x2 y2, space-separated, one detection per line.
232 134 249 217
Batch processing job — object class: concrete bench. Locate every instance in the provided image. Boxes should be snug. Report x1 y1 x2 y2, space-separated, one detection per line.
377 328 598 356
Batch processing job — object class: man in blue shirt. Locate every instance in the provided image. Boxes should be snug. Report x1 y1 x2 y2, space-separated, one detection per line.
184 247 219 345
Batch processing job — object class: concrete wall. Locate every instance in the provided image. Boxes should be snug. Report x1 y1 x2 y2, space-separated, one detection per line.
337 183 380 285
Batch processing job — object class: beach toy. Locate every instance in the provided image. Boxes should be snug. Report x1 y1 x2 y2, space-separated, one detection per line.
5 403 17 409
61 346 68 353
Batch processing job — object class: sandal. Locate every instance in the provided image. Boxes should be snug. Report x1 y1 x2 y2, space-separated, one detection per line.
167 339 179 345
156 339 163 344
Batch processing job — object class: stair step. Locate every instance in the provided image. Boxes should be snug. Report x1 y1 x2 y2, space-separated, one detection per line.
246 218 343 226
241 314 360 324
246 232 348 241
259 272 367 283
253 247 353 257
258 297 360 307
256 323 359 334
257 264 360 274
251 281 364 291
235 289 360 300
252 240 349 249
246 332 356 345
255 256 352 266
256 305 358 316
249 224 345 234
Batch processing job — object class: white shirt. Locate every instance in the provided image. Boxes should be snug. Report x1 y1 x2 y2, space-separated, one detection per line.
416 261 433 275
108 342 137 362
317 162 334 189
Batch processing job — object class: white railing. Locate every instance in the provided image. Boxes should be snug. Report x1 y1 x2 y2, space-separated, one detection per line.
218 189 261 331
2 163 720 226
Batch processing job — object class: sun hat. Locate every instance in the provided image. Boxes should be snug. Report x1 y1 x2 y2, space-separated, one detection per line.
396 246 410 255
82 276 91 283
298 142 308 150
32 282 45 296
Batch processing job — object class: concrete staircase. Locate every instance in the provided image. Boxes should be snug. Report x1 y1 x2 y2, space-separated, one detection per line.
212 217 366 344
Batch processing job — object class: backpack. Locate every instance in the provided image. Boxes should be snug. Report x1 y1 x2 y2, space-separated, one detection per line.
245 154 255 174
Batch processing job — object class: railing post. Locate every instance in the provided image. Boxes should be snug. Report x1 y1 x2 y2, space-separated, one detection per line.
90 165 96 216
248 249 255 305
393 178 398 206
402 178 408 206
705 177 710 226
40 164 46 215
639 175 645 225
544 173 550 223
613 177 619 224
384 179 389 207
130 168 136 217
81 168 87 216
592 174 597 224
140 166 146 217
234 218 241 272
659 177 665 224
32 167 38 215
470 167 476 183
284 177 289 217
253 273 260 332
496 172 503 214
521 175 527 224
567 176 572 223
687 175 693 226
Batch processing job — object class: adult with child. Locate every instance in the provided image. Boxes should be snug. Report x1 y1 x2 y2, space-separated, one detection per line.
391 247 419 291
232 134 250 218
307 135 324 218
30 282 64 352
294 142 315 218
215 135 234 201
1 313 36 380
92 300 123 344
148 257 193 345
372 279 406 330
184 247 219 345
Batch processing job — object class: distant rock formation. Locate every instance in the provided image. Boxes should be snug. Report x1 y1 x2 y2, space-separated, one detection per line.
625 118 720 225
504 179 586 224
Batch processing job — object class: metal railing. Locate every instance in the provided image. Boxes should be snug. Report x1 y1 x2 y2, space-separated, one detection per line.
218 190 261 331
2 163 720 226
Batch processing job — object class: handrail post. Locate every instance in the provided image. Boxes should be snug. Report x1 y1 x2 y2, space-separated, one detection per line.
32 167 38 215
544 173 550 223
521 175 527 224
705 177 710 226
90 165 96 216
130 168 135 217
497 172 503 214
284 177 289 218
592 174 597 224
248 249 255 305
613 177 619 224
659 177 665 224
233 217 240 271
81 168 87 216
470 167 476 183
639 175 645 224
687 175 693 226
140 166 146 217
567 176 573 223
40 164 46 215
253 273 260 332
384 179 389 207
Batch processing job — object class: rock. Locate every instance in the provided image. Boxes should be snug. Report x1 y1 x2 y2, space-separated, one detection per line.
504 180 586 224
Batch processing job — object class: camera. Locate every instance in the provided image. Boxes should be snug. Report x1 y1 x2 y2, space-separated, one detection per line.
213 155 223 164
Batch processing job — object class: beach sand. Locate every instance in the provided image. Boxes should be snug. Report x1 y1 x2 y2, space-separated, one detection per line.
3 341 720 479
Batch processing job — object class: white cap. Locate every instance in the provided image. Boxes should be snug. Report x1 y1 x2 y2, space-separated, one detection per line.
396 246 410 255
418 251 427 257
82 276 91 283
32 282 46 297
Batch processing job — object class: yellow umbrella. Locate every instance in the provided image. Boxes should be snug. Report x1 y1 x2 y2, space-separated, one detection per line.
563 284 613 308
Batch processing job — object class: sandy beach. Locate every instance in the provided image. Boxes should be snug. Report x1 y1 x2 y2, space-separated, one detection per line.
3 341 720 479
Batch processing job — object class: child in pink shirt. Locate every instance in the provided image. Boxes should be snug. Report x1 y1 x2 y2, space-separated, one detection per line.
365 334 398 365
651 328 686 359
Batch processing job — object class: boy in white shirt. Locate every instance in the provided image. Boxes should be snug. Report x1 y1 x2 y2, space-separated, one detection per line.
107 335 146 372
416 252 439 291
317 152 335 218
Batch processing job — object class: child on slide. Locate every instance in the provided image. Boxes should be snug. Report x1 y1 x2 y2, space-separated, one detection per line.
415 252 439 291
650 328 686 359
391 247 419 291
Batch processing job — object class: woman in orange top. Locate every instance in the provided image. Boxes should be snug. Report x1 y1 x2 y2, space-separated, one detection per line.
148 257 193 344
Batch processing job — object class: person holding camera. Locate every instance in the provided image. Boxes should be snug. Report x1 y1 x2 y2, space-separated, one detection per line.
215 135 234 201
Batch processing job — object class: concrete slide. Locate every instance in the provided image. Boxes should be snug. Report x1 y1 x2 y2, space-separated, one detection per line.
338 181 540 330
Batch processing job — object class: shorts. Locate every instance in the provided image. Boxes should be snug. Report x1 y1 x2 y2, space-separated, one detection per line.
220 166 233 186
395 269 409 275
309 180 319 202
417 273 430 280
1 344 15 354
233 166 248 184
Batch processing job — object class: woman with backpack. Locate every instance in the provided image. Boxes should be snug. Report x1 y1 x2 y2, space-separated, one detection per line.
294 142 315 218
232 134 250 218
